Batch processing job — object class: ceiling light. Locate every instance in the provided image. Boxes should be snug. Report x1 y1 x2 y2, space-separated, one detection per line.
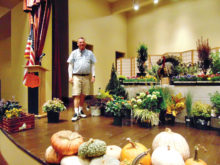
134 4 139 10
133 0 139 10
154 0 159 4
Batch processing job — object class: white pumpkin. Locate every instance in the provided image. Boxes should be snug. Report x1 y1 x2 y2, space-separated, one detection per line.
61 156 90 165
45 146 62 164
105 145 122 160
90 155 120 165
152 128 190 160
152 146 184 165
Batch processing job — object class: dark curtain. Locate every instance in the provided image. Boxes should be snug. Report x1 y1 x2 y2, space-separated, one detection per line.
52 0 69 100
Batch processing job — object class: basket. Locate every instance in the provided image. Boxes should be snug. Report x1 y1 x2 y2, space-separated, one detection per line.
3 113 35 133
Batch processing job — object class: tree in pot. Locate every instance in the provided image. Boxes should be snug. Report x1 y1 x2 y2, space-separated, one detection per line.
137 44 148 77
43 98 66 123
185 91 193 127
106 95 132 126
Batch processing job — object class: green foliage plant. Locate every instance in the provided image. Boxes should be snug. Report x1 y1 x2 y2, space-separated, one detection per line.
106 95 132 118
106 64 128 99
185 92 193 117
191 101 212 118
137 44 148 76
210 52 220 74
210 91 220 116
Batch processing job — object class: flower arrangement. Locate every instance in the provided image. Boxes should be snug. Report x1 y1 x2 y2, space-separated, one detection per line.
172 73 220 81
43 98 66 113
5 108 23 119
123 75 157 83
166 93 185 117
0 97 22 121
106 95 132 118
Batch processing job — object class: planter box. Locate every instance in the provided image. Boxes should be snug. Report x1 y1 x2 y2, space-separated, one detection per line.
173 81 196 84
3 113 35 133
211 117 220 129
90 106 101 117
193 116 211 130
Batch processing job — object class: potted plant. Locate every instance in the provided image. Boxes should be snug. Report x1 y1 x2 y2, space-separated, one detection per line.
106 95 132 126
43 98 66 123
185 92 193 127
210 91 220 129
191 101 212 130
137 44 148 77
196 37 211 75
133 108 159 128
0 98 22 128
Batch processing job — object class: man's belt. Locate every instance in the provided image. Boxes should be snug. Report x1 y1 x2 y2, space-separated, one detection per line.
73 74 89 76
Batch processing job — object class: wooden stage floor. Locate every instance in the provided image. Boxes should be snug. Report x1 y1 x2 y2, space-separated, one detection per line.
4 109 220 164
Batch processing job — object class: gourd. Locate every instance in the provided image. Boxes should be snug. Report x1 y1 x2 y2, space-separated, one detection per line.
185 144 207 165
78 138 107 158
51 130 84 155
152 128 190 160
151 146 184 165
45 146 62 164
120 138 151 165
90 155 120 165
105 145 122 160
60 156 90 165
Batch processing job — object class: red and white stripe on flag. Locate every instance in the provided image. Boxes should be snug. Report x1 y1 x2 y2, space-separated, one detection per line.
23 30 35 86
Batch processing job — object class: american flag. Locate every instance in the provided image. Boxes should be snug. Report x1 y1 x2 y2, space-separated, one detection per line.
23 24 35 86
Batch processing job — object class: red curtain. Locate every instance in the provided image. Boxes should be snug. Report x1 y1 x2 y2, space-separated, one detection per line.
23 0 51 65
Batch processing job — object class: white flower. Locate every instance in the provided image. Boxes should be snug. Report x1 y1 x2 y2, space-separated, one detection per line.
137 99 142 105
151 95 157 100
140 92 146 98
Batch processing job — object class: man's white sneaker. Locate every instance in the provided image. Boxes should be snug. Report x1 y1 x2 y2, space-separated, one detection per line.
71 114 79 121
79 111 87 118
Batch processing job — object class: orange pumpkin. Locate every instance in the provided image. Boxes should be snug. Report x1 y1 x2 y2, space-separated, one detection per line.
51 130 84 156
45 146 63 164
120 138 151 165
185 145 207 165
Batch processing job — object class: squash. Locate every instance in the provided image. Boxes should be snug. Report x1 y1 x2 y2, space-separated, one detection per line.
105 145 122 160
45 145 62 164
90 155 120 165
61 156 90 165
152 146 184 165
185 144 207 165
152 128 190 160
78 138 107 158
120 138 151 165
51 130 84 156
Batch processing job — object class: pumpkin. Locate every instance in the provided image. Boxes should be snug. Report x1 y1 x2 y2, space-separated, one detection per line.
51 130 84 156
78 138 107 158
185 144 207 165
90 155 120 165
120 138 151 165
152 128 190 160
152 146 184 165
105 145 122 160
45 146 62 164
60 156 90 165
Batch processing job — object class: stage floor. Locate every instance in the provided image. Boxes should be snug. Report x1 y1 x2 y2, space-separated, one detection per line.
4 109 220 165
